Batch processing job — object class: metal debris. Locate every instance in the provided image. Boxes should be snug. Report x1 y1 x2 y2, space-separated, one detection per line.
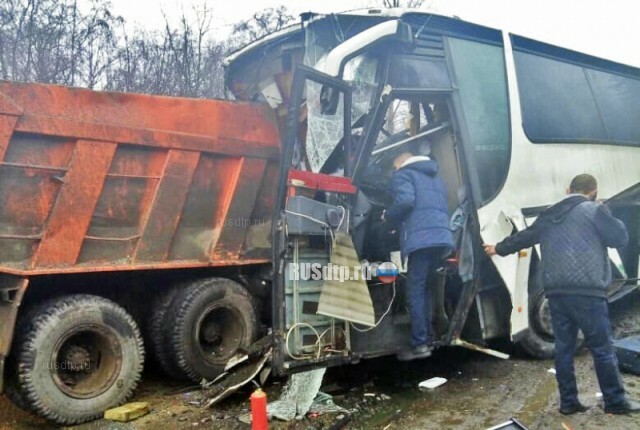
204 349 272 407
485 418 529 430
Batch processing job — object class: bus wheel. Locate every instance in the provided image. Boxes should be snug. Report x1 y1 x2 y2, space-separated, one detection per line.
518 283 584 359
144 287 190 381
10 295 144 425
165 278 258 382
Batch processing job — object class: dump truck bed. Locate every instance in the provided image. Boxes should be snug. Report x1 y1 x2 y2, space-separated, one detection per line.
0 81 280 275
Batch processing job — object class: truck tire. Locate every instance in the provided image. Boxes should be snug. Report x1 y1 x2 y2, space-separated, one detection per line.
10 295 144 425
518 273 584 359
165 278 258 382
4 367 32 412
144 287 189 381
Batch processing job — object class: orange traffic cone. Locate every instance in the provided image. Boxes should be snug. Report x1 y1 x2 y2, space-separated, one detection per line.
250 388 268 430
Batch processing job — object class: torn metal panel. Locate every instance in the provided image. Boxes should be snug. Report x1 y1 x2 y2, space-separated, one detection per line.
317 232 375 327
204 349 272 407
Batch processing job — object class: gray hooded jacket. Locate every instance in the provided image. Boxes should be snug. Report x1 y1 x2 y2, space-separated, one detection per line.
495 195 628 298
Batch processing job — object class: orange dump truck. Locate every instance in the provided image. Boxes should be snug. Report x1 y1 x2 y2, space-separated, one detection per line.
0 81 280 423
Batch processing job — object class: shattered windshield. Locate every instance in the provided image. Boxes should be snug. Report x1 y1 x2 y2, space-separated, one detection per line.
302 15 382 174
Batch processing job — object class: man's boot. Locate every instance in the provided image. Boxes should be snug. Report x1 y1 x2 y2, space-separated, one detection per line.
604 399 640 414
397 344 433 362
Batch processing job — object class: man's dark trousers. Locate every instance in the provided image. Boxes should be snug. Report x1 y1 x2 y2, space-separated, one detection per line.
407 247 443 347
548 295 626 409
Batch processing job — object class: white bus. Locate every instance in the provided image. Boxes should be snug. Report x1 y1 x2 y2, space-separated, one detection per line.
225 8 640 371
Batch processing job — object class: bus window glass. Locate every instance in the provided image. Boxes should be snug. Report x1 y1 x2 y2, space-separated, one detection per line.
448 38 510 203
514 52 607 142
343 53 378 127
584 68 640 144
304 80 346 173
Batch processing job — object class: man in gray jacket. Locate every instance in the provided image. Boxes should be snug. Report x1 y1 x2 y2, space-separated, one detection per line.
484 174 640 415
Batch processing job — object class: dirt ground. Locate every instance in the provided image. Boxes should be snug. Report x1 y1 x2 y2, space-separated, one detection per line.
2 292 640 430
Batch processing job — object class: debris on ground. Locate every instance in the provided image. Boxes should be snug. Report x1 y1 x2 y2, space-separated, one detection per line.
267 368 327 421
308 391 348 415
103 402 151 422
418 377 447 391
613 335 640 375
204 349 272 407
485 417 529 429
328 413 352 430
547 368 557 375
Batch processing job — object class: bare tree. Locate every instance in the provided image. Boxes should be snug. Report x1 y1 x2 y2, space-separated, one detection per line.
228 6 295 51
106 3 226 98
382 0 425 7
0 0 122 86
0 0 293 100
0 0 228 98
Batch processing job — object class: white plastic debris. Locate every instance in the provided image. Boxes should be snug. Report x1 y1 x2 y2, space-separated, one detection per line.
547 368 557 375
418 377 447 390
596 392 603 398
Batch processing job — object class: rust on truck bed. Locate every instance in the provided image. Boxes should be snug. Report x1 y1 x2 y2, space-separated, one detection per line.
0 81 281 276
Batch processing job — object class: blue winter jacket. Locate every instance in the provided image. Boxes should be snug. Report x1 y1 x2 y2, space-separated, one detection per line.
495 195 629 298
385 157 455 258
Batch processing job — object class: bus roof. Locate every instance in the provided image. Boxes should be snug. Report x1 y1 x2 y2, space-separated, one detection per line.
224 8 640 77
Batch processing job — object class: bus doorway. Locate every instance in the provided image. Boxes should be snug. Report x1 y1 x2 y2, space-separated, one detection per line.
271 63 486 373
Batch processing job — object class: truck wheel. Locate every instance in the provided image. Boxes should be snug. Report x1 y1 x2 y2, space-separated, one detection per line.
4 366 32 411
166 278 258 382
144 287 190 381
518 278 584 359
11 295 144 425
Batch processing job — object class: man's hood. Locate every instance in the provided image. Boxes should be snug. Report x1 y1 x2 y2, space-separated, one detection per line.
400 156 438 176
542 195 589 223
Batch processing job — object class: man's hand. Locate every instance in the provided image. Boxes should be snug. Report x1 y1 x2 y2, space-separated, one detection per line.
483 244 497 257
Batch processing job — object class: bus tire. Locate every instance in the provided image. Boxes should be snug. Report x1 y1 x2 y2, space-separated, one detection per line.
518 279 584 359
145 287 190 381
11 295 144 425
165 277 258 382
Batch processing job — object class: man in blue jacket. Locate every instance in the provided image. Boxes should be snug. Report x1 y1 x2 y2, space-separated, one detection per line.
484 174 640 415
384 152 454 361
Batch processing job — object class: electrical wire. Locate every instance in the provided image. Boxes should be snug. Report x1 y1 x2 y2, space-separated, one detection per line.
284 209 336 245
350 279 397 333
336 205 346 231
285 322 321 360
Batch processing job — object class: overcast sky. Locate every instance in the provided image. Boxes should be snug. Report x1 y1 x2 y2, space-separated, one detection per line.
101 0 639 67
